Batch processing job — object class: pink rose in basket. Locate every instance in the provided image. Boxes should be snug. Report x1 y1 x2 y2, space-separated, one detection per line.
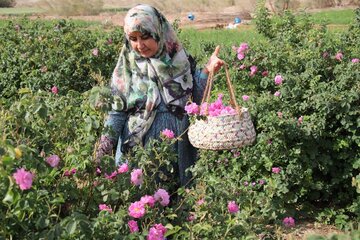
184 102 199 115
186 93 237 117
199 102 209 116
221 106 237 115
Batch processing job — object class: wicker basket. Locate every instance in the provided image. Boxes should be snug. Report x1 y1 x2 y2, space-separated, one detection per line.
188 64 256 150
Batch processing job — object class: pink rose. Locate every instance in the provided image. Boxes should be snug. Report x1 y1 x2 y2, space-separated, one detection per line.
154 188 170 206
228 201 239 214
274 91 281 97
46 154 60 168
239 64 246 70
249 65 257 77
242 95 250 101
351 58 359 63
185 102 200 115
335 52 343 61
13 168 34 190
128 201 146 218
237 52 245 60
92 48 99 56
105 171 117 180
140 195 156 208
130 169 143 186
187 213 196 221
117 163 129 173
196 198 205 206
161 128 175 139
51 86 58 94
283 217 296 228
200 102 209 116
272 167 281 174
128 220 139 233
99 204 112 213
274 75 283 85
238 43 249 53
147 224 167 240
220 106 236 116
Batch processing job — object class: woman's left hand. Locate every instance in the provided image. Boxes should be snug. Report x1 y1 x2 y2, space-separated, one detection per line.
204 45 225 74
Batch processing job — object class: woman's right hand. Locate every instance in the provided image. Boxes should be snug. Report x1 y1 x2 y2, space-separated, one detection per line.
95 135 114 163
203 45 224 75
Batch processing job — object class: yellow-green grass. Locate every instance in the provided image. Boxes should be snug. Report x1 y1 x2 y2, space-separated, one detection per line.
179 25 265 62
305 8 356 25
0 7 45 15
0 18 101 28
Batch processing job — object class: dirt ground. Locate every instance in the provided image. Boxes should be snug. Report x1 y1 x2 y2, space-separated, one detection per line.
280 222 345 239
14 0 359 30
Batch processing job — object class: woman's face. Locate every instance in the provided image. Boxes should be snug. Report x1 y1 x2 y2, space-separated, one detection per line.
128 31 159 58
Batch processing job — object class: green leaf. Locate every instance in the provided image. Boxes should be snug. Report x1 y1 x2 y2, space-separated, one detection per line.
2 156 14 166
2 188 15 205
35 216 50 230
34 104 48 119
66 220 77 235
18 88 32 94
164 225 182 237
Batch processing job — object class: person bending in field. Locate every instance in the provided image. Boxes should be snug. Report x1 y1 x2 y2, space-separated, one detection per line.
95 4 224 186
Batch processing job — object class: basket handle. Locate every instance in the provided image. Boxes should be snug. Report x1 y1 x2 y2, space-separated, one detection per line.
201 63 242 116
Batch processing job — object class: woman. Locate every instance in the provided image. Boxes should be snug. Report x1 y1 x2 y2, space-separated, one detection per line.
96 4 223 186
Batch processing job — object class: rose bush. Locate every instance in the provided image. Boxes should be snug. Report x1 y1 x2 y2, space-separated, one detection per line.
0 18 123 100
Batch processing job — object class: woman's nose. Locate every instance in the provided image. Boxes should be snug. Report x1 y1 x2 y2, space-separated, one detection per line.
137 39 145 49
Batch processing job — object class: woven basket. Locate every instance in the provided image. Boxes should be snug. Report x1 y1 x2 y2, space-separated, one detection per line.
188 64 256 150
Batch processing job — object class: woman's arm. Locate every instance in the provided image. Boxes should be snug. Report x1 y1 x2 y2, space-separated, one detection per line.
192 69 208 105
192 45 224 104
95 110 127 164
104 110 127 144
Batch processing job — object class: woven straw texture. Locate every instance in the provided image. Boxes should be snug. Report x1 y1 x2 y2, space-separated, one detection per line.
188 108 256 150
187 64 256 150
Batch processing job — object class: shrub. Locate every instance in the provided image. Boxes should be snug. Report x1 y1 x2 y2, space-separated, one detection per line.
230 4 360 223
0 0 16 8
0 89 193 239
0 18 123 100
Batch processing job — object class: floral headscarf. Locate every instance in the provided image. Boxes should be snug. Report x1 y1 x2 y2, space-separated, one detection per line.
111 4 193 149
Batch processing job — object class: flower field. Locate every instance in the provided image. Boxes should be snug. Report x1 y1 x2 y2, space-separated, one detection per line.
0 4 359 240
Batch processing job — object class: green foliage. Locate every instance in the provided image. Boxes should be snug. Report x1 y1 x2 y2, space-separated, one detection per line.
0 18 123 100
308 8 356 25
219 4 359 230
255 0 275 39
0 91 191 239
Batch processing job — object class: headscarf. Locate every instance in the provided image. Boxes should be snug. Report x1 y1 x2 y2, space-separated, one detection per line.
110 4 194 149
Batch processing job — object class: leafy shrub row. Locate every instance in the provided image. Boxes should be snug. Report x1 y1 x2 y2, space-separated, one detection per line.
0 18 123 99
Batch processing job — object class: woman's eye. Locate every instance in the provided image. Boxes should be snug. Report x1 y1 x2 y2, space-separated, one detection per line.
129 37 137 41
141 34 150 40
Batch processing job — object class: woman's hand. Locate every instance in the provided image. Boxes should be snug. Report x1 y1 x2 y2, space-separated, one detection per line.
95 135 114 164
204 45 224 75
